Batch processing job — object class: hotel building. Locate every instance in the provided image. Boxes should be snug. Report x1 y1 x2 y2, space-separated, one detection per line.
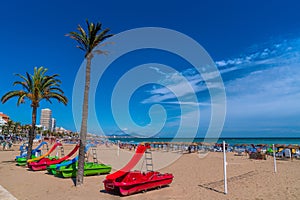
40 108 52 130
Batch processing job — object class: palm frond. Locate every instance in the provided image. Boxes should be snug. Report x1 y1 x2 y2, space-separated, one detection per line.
44 92 68 105
67 19 113 56
1 90 26 104
67 31 88 52
26 72 33 90
17 94 27 106
95 28 111 43
13 81 30 91
48 87 65 93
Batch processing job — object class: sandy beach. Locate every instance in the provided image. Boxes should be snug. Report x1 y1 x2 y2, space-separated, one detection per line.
0 143 299 200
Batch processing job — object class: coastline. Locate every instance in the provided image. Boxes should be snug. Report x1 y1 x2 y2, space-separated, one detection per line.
106 137 300 145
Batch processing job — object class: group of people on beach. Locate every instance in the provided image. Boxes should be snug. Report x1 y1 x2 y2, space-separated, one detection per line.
118 143 138 151
0 134 26 151
1 139 13 151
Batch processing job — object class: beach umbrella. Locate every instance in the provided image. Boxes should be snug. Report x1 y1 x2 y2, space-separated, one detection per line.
287 144 297 149
294 145 300 149
257 144 268 147
275 144 286 148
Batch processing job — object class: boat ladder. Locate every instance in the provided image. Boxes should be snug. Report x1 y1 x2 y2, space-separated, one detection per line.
84 151 88 162
92 148 98 163
145 149 153 172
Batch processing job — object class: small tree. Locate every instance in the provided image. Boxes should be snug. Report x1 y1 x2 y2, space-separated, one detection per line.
1 67 68 159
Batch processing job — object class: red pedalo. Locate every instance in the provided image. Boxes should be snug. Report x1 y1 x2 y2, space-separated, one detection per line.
103 143 174 196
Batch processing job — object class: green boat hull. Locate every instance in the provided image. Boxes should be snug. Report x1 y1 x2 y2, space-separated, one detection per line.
56 162 111 178
47 165 57 175
16 157 28 166
16 155 37 166
17 156 58 166
47 160 70 175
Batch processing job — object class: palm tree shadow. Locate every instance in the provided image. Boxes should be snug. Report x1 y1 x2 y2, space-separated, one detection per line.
43 172 76 186
99 189 109 194
71 177 76 186
198 184 224 194
99 185 170 197
1 160 16 164
99 189 120 196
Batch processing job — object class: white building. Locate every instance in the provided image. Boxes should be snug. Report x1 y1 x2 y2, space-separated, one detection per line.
0 112 9 128
0 118 7 126
55 126 67 134
40 108 52 130
51 118 56 132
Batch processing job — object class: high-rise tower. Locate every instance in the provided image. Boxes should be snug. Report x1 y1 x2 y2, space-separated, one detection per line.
40 108 52 130
51 118 56 132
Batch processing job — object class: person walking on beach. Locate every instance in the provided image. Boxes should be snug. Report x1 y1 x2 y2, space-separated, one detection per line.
188 145 192 153
2 140 6 150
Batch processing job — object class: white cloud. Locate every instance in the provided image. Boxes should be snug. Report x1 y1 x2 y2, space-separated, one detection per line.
149 66 168 75
140 37 300 134
225 62 300 128
215 60 227 67
160 101 211 106
142 65 225 104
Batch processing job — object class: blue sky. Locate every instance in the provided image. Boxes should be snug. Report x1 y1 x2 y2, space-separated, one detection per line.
0 0 300 138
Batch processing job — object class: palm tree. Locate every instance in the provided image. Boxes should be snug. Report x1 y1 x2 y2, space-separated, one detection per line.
6 120 14 135
24 124 31 137
0 125 3 134
14 122 21 136
1 67 68 159
66 19 113 186
1 124 7 135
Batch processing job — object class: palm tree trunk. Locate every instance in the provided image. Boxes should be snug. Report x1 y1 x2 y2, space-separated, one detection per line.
27 106 37 160
76 54 93 186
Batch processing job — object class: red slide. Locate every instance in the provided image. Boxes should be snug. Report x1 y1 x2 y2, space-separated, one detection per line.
105 144 150 181
27 142 62 163
28 144 80 171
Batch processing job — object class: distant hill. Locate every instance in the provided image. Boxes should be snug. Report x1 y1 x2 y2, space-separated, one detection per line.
104 131 132 137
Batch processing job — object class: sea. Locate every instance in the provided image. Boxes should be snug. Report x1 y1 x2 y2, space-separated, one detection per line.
107 137 300 145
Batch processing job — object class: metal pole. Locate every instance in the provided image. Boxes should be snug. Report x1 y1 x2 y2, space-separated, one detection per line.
272 144 277 173
223 141 228 194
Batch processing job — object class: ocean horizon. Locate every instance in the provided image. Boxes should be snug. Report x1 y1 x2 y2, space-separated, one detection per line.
106 137 300 145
